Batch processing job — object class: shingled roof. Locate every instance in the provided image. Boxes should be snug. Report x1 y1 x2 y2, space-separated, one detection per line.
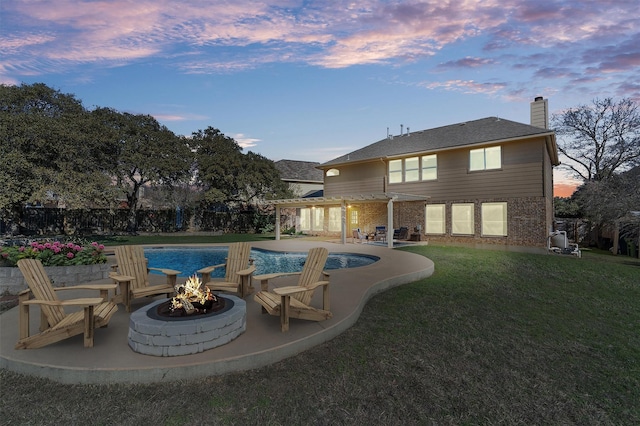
274 160 323 183
320 117 556 167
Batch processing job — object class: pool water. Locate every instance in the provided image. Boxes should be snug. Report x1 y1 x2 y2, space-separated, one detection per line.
145 247 379 278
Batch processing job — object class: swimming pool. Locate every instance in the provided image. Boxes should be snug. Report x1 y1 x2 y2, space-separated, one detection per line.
145 247 379 278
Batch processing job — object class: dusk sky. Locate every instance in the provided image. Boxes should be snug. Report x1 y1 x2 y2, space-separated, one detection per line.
2 0 639 197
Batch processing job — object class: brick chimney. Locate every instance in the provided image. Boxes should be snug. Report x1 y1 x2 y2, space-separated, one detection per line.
530 96 548 129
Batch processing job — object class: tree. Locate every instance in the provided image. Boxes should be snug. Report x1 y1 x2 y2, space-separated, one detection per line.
0 83 117 231
574 166 640 226
189 127 292 208
552 98 640 182
553 196 581 218
93 108 193 233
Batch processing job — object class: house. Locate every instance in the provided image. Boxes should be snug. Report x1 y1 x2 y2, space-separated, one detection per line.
274 160 324 233
268 97 559 249
274 160 324 197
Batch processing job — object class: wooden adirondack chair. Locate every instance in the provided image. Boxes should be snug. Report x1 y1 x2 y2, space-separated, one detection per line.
109 245 180 312
15 259 118 349
197 242 256 298
253 247 332 332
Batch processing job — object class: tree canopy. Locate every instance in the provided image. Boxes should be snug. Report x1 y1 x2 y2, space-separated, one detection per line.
0 83 116 221
573 166 640 226
1 83 291 233
92 107 193 231
552 98 640 182
189 127 292 207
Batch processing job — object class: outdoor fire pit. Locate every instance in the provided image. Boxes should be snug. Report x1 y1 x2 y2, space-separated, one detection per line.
128 275 246 356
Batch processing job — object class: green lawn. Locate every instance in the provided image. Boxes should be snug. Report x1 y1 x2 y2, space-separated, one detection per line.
1 244 639 425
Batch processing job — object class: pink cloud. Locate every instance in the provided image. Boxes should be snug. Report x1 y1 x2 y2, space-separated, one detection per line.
422 79 507 95
1 0 637 92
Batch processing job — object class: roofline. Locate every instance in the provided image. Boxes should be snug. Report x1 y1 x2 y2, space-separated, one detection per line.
318 131 558 169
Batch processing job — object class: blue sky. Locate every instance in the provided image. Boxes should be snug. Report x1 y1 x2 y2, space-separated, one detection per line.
2 0 639 196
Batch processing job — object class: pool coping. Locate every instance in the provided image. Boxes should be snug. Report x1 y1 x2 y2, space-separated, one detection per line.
0 240 434 384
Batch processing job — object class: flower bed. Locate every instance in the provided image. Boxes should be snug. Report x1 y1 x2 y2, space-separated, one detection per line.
0 239 107 267
0 239 110 295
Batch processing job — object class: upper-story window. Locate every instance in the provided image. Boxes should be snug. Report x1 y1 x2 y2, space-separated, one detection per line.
326 168 340 177
388 155 438 183
405 157 420 182
469 146 501 171
389 159 403 183
421 154 437 180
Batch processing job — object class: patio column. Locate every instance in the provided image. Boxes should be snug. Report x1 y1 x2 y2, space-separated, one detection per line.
341 200 347 245
275 206 281 241
387 198 394 248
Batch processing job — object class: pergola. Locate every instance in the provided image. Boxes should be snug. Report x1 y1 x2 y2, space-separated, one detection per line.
264 192 430 248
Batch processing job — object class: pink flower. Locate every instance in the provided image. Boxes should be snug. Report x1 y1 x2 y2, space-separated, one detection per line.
74 245 82 251
91 242 98 247
67 252 74 259
67 243 74 249
98 244 105 250
19 247 25 252
44 242 52 249
1 253 7 259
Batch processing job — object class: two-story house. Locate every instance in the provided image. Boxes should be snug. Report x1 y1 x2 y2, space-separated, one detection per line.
268 97 559 249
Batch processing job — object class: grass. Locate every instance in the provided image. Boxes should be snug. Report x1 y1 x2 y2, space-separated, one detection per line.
1 243 639 425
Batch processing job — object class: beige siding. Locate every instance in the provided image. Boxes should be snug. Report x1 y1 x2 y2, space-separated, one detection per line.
324 162 386 196
325 138 548 200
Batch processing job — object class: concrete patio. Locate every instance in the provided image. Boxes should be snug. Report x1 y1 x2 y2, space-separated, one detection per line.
0 240 434 384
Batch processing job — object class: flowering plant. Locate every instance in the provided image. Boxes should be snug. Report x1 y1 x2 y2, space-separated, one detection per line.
0 240 108 267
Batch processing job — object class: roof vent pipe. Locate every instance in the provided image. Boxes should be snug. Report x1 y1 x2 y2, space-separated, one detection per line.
400 124 403 135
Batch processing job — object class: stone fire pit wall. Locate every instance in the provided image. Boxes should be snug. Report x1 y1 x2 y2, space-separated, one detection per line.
128 296 247 357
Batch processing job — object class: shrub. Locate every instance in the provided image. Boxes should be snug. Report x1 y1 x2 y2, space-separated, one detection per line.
0 240 107 267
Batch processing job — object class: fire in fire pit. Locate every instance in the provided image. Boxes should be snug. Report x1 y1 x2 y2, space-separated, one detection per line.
165 274 224 317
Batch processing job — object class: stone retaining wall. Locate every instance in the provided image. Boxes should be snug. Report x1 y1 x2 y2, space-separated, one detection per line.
0 264 111 295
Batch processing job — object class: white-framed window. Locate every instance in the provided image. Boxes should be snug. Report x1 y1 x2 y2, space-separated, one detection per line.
425 204 445 234
421 154 437 180
328 207 341 232
470 146 501 171
482 202 507 236
390 156 437 183
452 203 474 235
405 157 420 182
326 168 340 177
389 159 403 183
312 207 324 231
300 208 311 231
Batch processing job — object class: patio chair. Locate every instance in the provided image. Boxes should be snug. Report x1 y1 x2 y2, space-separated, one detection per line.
253 247 332 332
197 242 256 298
547 231 582 258
374 226 387 242
15 259 118 349
110 245 180 312
352 228 367 244
393 226 409 240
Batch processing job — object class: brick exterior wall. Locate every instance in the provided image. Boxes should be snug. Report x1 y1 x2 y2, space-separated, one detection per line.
294 196 550 249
